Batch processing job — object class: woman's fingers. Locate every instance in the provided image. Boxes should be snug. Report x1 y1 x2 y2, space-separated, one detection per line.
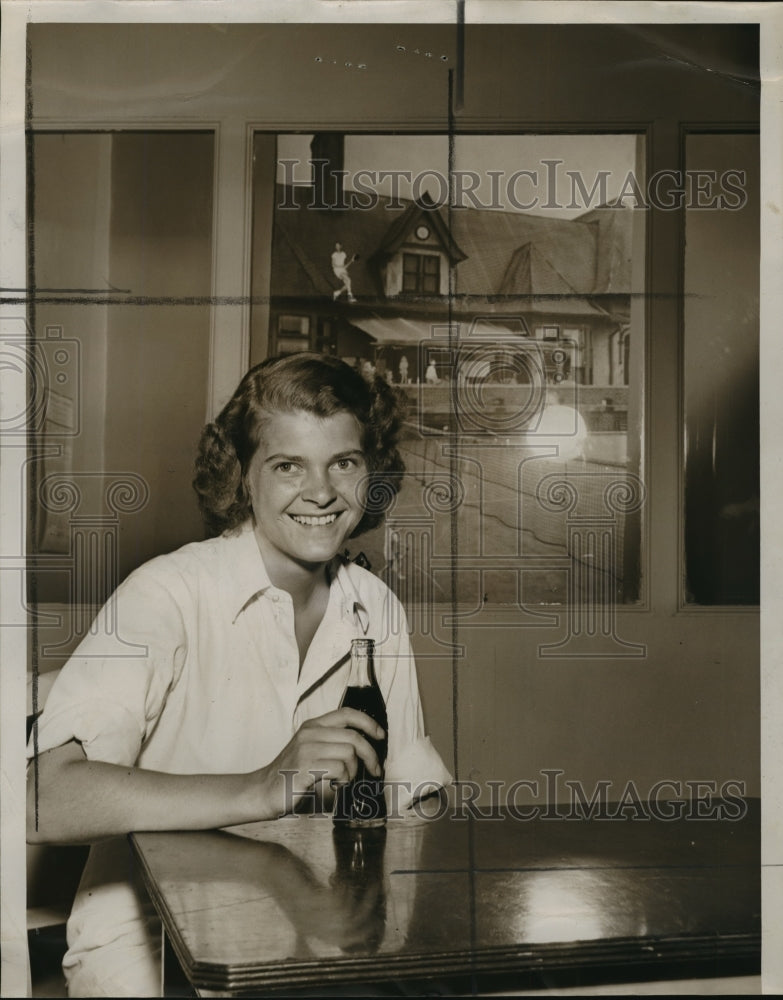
305 707 385 740
263 709 387 817
298 727 381 777
316 757 355 786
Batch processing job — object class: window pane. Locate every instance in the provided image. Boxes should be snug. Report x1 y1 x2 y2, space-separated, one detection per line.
30 131 214 617
253 132 646 608
683 133 759 605
279 315 310 335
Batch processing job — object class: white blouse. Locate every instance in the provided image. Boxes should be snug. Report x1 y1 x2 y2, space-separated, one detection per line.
27 521 451 996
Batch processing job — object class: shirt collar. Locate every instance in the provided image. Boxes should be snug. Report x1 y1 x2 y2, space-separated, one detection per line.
225 521 274 623
226 521 369 631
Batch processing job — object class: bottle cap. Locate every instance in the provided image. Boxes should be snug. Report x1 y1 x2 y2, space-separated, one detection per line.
351 638 375 651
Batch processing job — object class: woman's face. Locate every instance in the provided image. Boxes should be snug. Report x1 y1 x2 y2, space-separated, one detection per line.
245 409 368 576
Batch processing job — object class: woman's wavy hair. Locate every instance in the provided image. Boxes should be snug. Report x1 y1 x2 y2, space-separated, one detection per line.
193 353 406 538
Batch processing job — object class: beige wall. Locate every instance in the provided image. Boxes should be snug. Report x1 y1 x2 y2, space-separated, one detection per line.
32 132 112 608
29 23 757 127
104 132 213 584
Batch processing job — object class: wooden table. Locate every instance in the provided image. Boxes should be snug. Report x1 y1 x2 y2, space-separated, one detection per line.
130 799 760 996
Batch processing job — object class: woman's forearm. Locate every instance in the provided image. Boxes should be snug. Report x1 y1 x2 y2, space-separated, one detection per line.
26 741 271 845
27 709 385 845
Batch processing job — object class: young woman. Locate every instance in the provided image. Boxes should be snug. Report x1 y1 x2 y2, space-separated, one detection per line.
27 353 451 997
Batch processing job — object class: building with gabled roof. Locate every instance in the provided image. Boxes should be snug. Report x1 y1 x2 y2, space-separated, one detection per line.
265 174 636 399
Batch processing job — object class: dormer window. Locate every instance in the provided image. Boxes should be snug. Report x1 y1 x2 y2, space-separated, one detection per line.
371 196 467 299
402 252 440 294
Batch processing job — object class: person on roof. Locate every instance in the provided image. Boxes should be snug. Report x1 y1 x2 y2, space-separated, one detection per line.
331 242 356 303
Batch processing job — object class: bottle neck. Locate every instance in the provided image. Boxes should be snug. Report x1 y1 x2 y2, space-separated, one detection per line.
348 640 375 688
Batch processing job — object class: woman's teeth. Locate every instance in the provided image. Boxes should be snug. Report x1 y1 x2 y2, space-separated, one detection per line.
290 513 339 526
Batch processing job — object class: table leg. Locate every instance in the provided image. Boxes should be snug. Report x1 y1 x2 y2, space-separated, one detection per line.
161 929 199 997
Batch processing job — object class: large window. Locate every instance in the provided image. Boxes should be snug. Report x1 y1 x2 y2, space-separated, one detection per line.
683 133 759 605
252 132 647 613
29 131 214 616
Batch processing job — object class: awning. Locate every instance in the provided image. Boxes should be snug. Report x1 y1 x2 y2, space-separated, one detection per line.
347 316 529 345
347 316 447 345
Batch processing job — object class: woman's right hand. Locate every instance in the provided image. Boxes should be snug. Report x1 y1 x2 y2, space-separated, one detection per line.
254 708 385 818
27 709 385 843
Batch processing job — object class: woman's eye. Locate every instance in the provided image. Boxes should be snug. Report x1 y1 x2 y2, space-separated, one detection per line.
275 461 296 473
334 458 357 471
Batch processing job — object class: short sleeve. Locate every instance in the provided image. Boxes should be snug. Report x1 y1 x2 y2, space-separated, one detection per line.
374 591 453 811
26 564 188 767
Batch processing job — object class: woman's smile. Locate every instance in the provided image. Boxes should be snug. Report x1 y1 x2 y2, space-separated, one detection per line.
288 512 341 527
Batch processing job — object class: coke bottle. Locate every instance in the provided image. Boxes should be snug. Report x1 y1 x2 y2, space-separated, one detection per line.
333 638 388 828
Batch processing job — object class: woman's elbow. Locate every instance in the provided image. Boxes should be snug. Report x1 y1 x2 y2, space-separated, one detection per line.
26 742 85 845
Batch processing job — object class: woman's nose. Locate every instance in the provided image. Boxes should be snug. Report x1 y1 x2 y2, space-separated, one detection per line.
301 467 336 505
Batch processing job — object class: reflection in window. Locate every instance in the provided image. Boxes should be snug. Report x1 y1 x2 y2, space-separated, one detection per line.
684 133 759 605
252 132 646 608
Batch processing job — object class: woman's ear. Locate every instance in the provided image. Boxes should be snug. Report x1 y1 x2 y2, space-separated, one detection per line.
240 468 253 506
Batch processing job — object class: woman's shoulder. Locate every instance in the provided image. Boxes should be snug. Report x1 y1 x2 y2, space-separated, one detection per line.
123 529 247 592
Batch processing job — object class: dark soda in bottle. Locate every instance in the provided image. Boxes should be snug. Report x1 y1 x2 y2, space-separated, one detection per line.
333 638 388 828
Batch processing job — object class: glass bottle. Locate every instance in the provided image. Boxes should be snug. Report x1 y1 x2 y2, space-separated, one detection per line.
333 638 388 828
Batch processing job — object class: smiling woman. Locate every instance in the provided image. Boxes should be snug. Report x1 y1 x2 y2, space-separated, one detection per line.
27 354 452 997
192 353 404 540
